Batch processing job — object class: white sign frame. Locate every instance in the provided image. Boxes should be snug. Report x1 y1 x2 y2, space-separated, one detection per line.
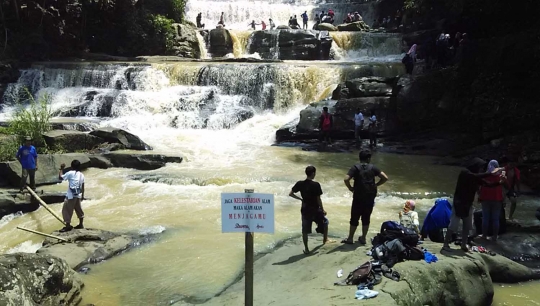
221 193 274 234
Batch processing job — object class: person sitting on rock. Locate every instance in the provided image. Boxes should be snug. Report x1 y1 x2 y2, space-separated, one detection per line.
344 13 352 24
399 200 420 234
58 160 85 232
354 12 362 22
289 166 330 254
292 15 300 29
196 12 205 29
218 12 225 27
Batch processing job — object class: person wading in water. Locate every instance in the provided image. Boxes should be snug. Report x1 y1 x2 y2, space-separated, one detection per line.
58 160 86 232
342 150 388 245
289 166 330 254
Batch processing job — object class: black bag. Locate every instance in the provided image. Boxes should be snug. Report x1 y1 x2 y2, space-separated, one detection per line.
354 164 377 195
402 245 425 261
379 221 419 247
342 261 374 285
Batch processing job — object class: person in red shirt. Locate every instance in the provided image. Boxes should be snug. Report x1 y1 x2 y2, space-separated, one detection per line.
478 160 506 241
319 107 333 144
502 157 521 220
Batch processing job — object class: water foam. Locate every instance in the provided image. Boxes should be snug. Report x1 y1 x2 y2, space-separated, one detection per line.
6 241 43 254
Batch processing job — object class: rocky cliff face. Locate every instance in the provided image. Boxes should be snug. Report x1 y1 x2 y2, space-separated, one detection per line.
0 253 83 306
248 30 332 60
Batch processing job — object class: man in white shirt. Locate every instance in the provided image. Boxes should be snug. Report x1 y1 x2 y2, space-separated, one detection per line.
354 108 364 146
58 160 86 232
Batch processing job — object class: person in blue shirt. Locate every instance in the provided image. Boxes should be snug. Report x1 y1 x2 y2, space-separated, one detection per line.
16 136 38 192
301 11 309 30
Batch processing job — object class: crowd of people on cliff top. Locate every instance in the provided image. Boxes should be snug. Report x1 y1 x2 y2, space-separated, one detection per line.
195 9 363 31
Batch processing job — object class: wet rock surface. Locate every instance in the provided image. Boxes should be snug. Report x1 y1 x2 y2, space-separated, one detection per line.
37 228 161 270
104 153 183 170
89 127 152 151
43 130 104 152
0 190 65 217
0 253 83 306
248 30 332 60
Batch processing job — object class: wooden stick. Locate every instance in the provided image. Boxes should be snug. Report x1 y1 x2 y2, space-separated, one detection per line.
26 186 66 225
16 226 69 242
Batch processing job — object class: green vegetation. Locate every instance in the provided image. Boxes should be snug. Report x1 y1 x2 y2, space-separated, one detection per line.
0 0 188 60
0 90 52 162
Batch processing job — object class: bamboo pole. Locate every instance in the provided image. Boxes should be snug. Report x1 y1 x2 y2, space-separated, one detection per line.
16 226 69 242
26 186 66 225
244 189 254 306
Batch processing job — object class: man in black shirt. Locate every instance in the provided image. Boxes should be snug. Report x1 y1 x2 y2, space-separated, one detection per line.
290 166 328 254
342 150 388 245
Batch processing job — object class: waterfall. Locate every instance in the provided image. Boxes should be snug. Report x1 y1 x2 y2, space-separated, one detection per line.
230 30 252 58
329 32 404 60
2 61 404 129
196 32 209 59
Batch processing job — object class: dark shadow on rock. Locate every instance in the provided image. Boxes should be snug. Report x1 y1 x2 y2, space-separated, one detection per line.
327 242 364 254
272 244 323 266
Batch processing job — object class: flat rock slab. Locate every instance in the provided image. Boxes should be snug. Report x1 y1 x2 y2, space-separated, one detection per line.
37 228 159 270
104 153 183 170
0 253 83 306
0 191 66 218
177 238 537 306
90 127 152 151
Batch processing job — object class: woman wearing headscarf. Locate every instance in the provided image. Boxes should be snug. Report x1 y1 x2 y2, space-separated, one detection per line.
478 160 505 241
399 200 419 233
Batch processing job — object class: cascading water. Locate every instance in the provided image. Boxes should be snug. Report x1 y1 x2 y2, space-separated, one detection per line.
196 32 209 59
229 30 253 58
2 61 404 127
330 32 404 60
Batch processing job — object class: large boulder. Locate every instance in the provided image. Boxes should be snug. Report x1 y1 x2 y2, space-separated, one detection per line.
0 253 83 306
0 153 91 187
89 127 152 150
275 96 392 142
248 29 332 60
170 23 202 59
345 77 395 97
43 130 104 152
209 28 233 57
316 23 338 31
337 21 370 31
104 153 183 170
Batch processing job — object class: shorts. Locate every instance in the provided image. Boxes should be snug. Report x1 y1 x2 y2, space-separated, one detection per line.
350 196 375 227
302 212 328 234
448 206 473 232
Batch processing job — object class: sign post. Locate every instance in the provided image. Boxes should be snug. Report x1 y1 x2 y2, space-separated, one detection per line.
245 189 254 306
221 189 274 306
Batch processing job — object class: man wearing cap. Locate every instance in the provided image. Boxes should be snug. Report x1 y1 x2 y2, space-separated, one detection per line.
16 136 38 192
342 150 388 245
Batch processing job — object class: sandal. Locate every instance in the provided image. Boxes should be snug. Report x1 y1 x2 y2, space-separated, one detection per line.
341 239 354 245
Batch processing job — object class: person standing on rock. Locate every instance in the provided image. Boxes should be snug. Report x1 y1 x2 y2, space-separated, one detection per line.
58 160 85 232
319 107 333 144
442 158 505 252
289 165 329 254
368 110 377 148
269 18 276 30
16 136 38 193
342 150 388 245
354 108 364 146
501 157 521 220
301 11 309 30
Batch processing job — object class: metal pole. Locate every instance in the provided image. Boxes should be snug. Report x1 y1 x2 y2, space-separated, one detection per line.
245 189 254 306
26 186 66 225
16 226 69 242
